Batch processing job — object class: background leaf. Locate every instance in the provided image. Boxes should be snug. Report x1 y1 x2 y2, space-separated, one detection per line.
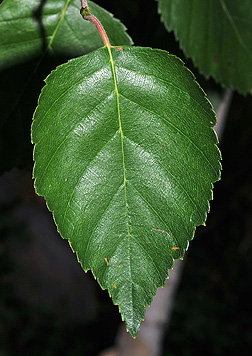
0 0 132 70
0 0 132 174
32 45 221 336
157 0 252 95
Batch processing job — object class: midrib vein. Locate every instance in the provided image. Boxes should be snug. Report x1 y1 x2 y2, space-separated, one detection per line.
47 0 71 50
9 0 71 126
218 0 252 61
107 46 131 239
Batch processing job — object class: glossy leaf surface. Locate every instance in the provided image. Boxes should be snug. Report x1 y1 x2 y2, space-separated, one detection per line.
158 0 252 94
32 45 221 336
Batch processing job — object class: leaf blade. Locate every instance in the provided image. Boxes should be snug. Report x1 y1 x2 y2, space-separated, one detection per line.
32 46 221 336
158 0 252 94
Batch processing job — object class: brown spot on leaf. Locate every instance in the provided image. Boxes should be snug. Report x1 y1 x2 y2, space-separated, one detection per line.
153 228 172 237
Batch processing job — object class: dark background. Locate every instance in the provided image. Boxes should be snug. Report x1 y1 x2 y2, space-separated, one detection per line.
1 0 252 355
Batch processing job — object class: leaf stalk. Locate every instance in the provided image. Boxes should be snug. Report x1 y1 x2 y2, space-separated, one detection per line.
80 1 111 47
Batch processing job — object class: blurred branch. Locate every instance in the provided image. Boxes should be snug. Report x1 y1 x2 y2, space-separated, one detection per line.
99 88 233 356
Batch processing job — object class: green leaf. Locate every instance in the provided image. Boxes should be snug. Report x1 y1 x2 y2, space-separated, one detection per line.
31 45 221 336
0 0 132 70
158 0 252 95
0 0 132 174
